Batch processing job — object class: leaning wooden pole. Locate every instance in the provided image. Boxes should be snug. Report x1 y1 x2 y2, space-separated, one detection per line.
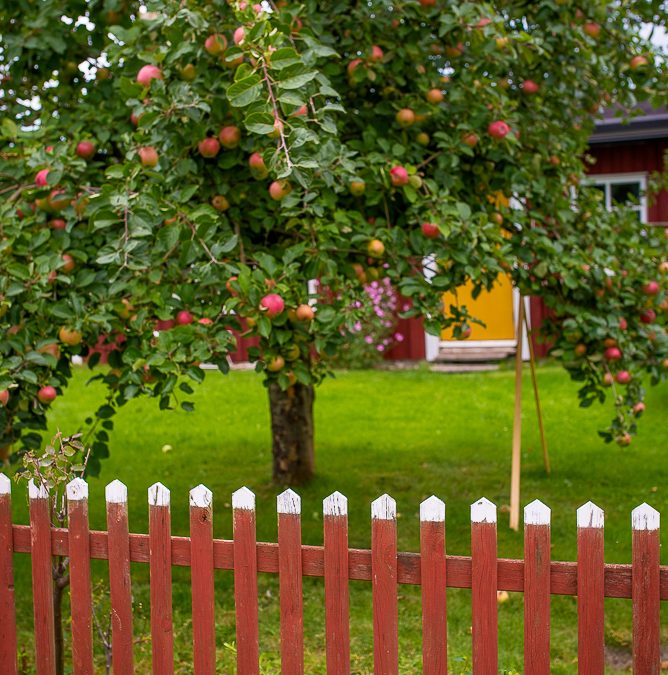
509 298 525 531
524 311 551 475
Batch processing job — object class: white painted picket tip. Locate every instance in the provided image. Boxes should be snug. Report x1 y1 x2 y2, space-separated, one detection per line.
471 497 496 524
0 473 10 495
371 494 396 520
190 484 213 509
632 503 660 531
420 495 445 522
28 479 49 500
66 477 88 501
577 501 604 529
524 499 551 526
148 482 170 507
232 486 255 511
277 489 301 515
323 491 347 517
105 479 128 504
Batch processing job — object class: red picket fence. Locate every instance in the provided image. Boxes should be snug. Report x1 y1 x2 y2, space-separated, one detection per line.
0 473 664 674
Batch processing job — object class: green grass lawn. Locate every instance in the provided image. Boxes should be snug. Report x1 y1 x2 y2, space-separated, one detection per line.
5 364 668 673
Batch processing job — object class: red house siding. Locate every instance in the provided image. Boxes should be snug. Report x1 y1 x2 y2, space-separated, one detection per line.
587 140 668 222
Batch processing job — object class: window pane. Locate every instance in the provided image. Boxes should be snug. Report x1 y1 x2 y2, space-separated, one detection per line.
610 181 641 205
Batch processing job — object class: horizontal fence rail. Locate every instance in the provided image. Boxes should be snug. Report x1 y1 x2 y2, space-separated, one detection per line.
0 474 664 674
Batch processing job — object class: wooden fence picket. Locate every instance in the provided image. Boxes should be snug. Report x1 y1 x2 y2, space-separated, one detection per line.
29 479 56 675
471 497 497 675
523 499 551 675
420 495 447 675
371 494 398 675
148 482 173 675
105 479 134 674
233 486 259 675
631 503 660 675
189 485 216 675
577 501 605 675
66 478 94 675
0 474 17 675
278 489 304 675
323 491 350 675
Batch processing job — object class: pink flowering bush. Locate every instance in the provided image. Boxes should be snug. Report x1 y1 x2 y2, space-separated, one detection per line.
331 277 405 369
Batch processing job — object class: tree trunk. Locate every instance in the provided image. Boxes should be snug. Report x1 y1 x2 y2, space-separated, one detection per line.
268 383 315 485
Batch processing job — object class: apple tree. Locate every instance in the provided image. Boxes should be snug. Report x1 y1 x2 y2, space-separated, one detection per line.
0 0 667 483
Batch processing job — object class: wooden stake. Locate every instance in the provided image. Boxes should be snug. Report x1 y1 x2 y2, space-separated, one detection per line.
524 312 551 475
509 298 524 531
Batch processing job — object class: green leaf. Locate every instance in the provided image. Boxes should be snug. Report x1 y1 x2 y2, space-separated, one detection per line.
226 75 263 107
269 47 302 70
278 71 318 90
244 111 276 135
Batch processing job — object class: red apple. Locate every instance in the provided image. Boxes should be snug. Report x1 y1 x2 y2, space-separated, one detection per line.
0 390 9 406
633 402 646 415
395 108 415 127
349 181 366 196
618 317 628 330
347 58 363 75
616 370 631 384
389 165 409 187
198 317 213 326
367 239 385 258
642 280 659 295
630 55 649 70
233 26 245 45
574 343 587 357
198 137 220 158
462 132 479 147
260 293 285 318
426 88 444 104
176 310 194 325
269 181 291 201
370 45 383 61
212 195 230 211
35 169 50 187
296 304 315 321
640 309 656 324
659 261 668 274
138 146 159 167
46 189 69 212
618 432 632 447
521 79 539 94
603 372 614 386
488 120 511 139
204 34 227 56
219 126 241 149
61 254 75 273
37 386 57 404
248 152 268 178
59 326 82 346
266 355 285 372
155 319 175 331
583 22 601 38
604 346 622 361
421 222 439 239
76 141 96 160
48 218 67 230
136 64 162 87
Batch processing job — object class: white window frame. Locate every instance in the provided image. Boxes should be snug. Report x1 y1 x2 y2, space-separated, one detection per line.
585 172 648 223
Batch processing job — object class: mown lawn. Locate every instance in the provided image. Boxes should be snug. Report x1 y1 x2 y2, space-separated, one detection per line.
4 364 668 673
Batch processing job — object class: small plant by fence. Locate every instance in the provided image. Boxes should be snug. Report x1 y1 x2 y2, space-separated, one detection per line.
0 473 664 674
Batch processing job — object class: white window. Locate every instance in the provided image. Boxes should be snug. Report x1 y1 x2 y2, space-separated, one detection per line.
588 173 647 223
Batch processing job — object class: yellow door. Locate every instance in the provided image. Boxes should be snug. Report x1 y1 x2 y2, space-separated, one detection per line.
441 275 515 341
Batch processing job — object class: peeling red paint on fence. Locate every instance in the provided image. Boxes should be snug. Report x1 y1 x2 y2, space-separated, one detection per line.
0 477 664 673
